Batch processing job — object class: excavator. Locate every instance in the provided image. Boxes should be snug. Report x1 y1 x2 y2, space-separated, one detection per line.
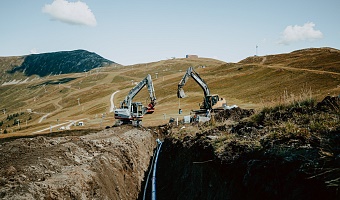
177 66 226 115
114 74 156 126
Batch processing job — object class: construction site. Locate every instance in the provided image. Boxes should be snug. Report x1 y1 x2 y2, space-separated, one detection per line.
0 48 340 199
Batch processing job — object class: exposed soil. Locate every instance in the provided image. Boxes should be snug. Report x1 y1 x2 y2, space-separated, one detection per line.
1 96 339 200
157 136 338 199
155 96 340 199
0 126 156 199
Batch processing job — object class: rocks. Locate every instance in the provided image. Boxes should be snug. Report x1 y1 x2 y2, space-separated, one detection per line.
6 166 17 176
0 177 7 186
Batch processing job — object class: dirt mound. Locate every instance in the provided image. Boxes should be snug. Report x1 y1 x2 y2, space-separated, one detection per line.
316 95 340 112
214 107 255 122
157 135 338 200
0 126 156 199
156 96 340 199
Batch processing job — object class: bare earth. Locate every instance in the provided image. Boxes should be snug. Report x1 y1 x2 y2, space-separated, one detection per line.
0 126 156 200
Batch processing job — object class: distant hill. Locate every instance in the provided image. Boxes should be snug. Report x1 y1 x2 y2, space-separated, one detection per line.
0 47 339 136
239 47 340 73
6 49 115 77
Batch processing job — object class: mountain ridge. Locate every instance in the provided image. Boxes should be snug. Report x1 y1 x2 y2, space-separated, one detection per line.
0 49 116 84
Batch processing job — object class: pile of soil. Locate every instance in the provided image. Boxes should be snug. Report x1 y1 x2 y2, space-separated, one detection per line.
0 126 156 199
214 107 255 122
316 95 340 112
156 96 340 199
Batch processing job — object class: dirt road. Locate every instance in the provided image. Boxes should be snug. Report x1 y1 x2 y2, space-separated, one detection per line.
257 56 340 75
110 90 120 112
264 64 340 75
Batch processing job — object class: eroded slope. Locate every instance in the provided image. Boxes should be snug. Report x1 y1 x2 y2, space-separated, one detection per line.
0 126 156 199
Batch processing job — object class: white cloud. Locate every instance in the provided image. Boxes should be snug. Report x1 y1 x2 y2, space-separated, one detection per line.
279 22 323 45
42 0 97 27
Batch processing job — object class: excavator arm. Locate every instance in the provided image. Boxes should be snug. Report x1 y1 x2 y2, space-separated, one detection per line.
120 74 156 111
177 67 226 111
177 66 210 98
145 74 157 113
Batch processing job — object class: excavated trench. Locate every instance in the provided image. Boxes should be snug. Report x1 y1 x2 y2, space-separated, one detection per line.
1 96 339 199
1 129 338 200
141 97 340 199
147 137 336 200
139 96 340 200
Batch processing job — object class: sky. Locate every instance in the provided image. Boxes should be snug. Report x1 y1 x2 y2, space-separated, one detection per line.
0 0 339 65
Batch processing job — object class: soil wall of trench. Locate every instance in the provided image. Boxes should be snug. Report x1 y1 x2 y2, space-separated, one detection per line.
0 126 157 200
1 118 338 199
155 137 337 200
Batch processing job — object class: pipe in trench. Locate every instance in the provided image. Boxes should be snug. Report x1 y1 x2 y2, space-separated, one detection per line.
143 138 163 200
152 139 162 200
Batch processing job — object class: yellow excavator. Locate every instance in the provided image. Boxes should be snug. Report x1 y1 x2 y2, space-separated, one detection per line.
177 66 227 114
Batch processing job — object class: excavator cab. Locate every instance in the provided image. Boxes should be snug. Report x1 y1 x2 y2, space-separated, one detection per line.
131 102 144 118
201 95 226 110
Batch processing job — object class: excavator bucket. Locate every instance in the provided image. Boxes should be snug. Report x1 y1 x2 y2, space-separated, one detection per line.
145 107 155 114
145 103 155 114
177 88 186 98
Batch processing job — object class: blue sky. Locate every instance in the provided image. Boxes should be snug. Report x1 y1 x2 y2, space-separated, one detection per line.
1 0 339 65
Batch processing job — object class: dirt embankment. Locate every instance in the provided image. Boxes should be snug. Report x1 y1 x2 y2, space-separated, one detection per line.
1 96 339 199
156 96 340 199
157 136 337 200
0 126 156 199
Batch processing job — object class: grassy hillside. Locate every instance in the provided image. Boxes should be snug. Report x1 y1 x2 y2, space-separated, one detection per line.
0 47 339 137
0 56 26 85
240 47 340 73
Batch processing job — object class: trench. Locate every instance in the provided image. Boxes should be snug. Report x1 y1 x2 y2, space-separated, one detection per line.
1 125 338 199
139 136 337 200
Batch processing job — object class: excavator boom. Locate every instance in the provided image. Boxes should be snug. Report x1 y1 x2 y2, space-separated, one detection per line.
177 66 226 111
121 74 156 109
177 67 210 98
